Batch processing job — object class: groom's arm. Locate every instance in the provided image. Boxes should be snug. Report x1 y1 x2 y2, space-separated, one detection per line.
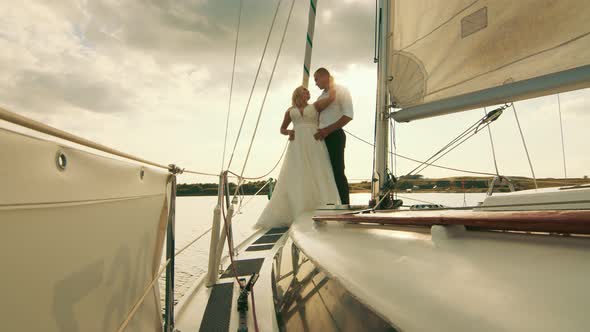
314 87 353 140
314 115 352 140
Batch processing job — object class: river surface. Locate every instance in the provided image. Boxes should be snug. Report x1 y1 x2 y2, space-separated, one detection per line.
158 192 487 305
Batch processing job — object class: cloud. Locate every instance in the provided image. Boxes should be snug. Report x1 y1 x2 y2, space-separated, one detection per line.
2 70 133 113
1 0 587 181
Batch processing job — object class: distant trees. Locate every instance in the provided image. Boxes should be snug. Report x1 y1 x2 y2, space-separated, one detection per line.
176 176 583 196
176 180 271 196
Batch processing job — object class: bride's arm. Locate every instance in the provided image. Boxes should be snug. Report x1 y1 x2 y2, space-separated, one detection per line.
313 77 336 112
280 110 295 140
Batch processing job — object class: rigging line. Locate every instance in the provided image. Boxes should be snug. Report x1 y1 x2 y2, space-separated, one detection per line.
117 259 171 332
234 0 296 195
373 0 379 62
0 107 171 170
410 122 491 176
226 0 284 170
174 227 213 258
511 103 538 189
405 117 485 175
235 178 273 214
395 194 438 205
557 93 568 183
483 107 500 176
183 169 221 177
389 118 395 175
392 119 398 176
405 116 487 176
228 139 288 181
389 118 396 199
186 133 288 180
221 0 243 171
344 129 497 176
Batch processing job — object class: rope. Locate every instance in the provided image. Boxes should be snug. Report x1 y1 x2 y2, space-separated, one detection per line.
408 106 506 176
0 106 170 170
511 103 538 189
406 110 501 176
183 170 220 177
557 94 568 184
483 107 500 176
395 194 438 205
116 259 171 332
389 118 395 176
221 0 243 171
118 225 215 332
226 0 284 170
251 287 260 332
185 139 287 182
230 140 288 181
373 0 379 62
174 227 213 258
236 178 274 214
344 129 497 176
235 0 296 192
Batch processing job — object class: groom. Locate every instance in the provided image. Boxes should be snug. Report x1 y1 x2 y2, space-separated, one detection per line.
313 67 352 205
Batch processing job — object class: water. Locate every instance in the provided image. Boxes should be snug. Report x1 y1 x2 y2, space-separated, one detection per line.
158 192 487 303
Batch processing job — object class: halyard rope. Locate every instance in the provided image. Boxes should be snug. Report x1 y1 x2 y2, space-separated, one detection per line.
344 129 498 177
226 0 284 171
557 94 568 184
234 0 297 196
511 103 538 189
221 0 243 171
483 107 500 176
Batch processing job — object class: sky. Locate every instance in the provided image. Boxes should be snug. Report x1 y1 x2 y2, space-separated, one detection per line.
0 0 588 184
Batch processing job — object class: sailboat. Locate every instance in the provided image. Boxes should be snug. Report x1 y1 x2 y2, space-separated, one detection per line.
1 0 590 331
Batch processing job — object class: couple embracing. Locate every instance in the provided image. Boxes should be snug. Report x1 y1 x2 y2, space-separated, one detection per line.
256 68 353 228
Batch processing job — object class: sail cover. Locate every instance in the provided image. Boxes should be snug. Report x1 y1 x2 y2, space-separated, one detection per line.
389 0 590 122
0 128 169 332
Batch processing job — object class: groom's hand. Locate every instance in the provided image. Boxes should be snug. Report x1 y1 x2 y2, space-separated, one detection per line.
314 128 329 140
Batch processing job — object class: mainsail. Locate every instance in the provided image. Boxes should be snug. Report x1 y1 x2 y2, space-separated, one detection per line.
389 0 590 122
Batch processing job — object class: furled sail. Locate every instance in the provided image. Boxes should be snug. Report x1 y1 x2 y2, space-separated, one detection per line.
389 0 590 122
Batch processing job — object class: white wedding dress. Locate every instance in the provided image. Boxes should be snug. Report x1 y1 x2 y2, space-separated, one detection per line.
255 104 341 229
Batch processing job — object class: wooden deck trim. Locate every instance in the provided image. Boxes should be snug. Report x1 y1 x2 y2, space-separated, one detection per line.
313 210 590 235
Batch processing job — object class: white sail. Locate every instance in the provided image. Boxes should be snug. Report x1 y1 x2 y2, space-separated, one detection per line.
389 0 590 122
0 128 169 332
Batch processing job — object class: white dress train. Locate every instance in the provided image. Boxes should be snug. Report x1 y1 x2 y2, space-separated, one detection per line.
255 105 341 228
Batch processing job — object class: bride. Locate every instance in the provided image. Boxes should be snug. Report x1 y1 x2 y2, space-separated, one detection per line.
255 79 341 228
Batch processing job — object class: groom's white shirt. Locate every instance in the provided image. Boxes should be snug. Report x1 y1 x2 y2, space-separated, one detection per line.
317 84 354 129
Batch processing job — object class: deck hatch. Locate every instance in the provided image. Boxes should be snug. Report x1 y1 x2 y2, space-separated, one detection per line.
199 283 233 332
265 227 289 235
220 258 265 279
253 234 282 244
246 244 274 252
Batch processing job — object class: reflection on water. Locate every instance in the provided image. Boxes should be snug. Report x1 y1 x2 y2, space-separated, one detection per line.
158 193 487 305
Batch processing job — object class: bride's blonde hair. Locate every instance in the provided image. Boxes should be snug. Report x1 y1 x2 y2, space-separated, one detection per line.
291 86 307 108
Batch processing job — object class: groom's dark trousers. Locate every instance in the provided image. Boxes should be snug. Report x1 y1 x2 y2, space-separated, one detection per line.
324 129 350 204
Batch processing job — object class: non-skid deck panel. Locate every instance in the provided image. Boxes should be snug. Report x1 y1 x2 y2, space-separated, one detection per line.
265 227 289 235
253 234 282 244
199 283 233 332
245 244 274 252
221 258 265 279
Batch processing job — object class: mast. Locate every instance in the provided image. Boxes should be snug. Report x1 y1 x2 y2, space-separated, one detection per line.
372 0 391 204
302 0 318 88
